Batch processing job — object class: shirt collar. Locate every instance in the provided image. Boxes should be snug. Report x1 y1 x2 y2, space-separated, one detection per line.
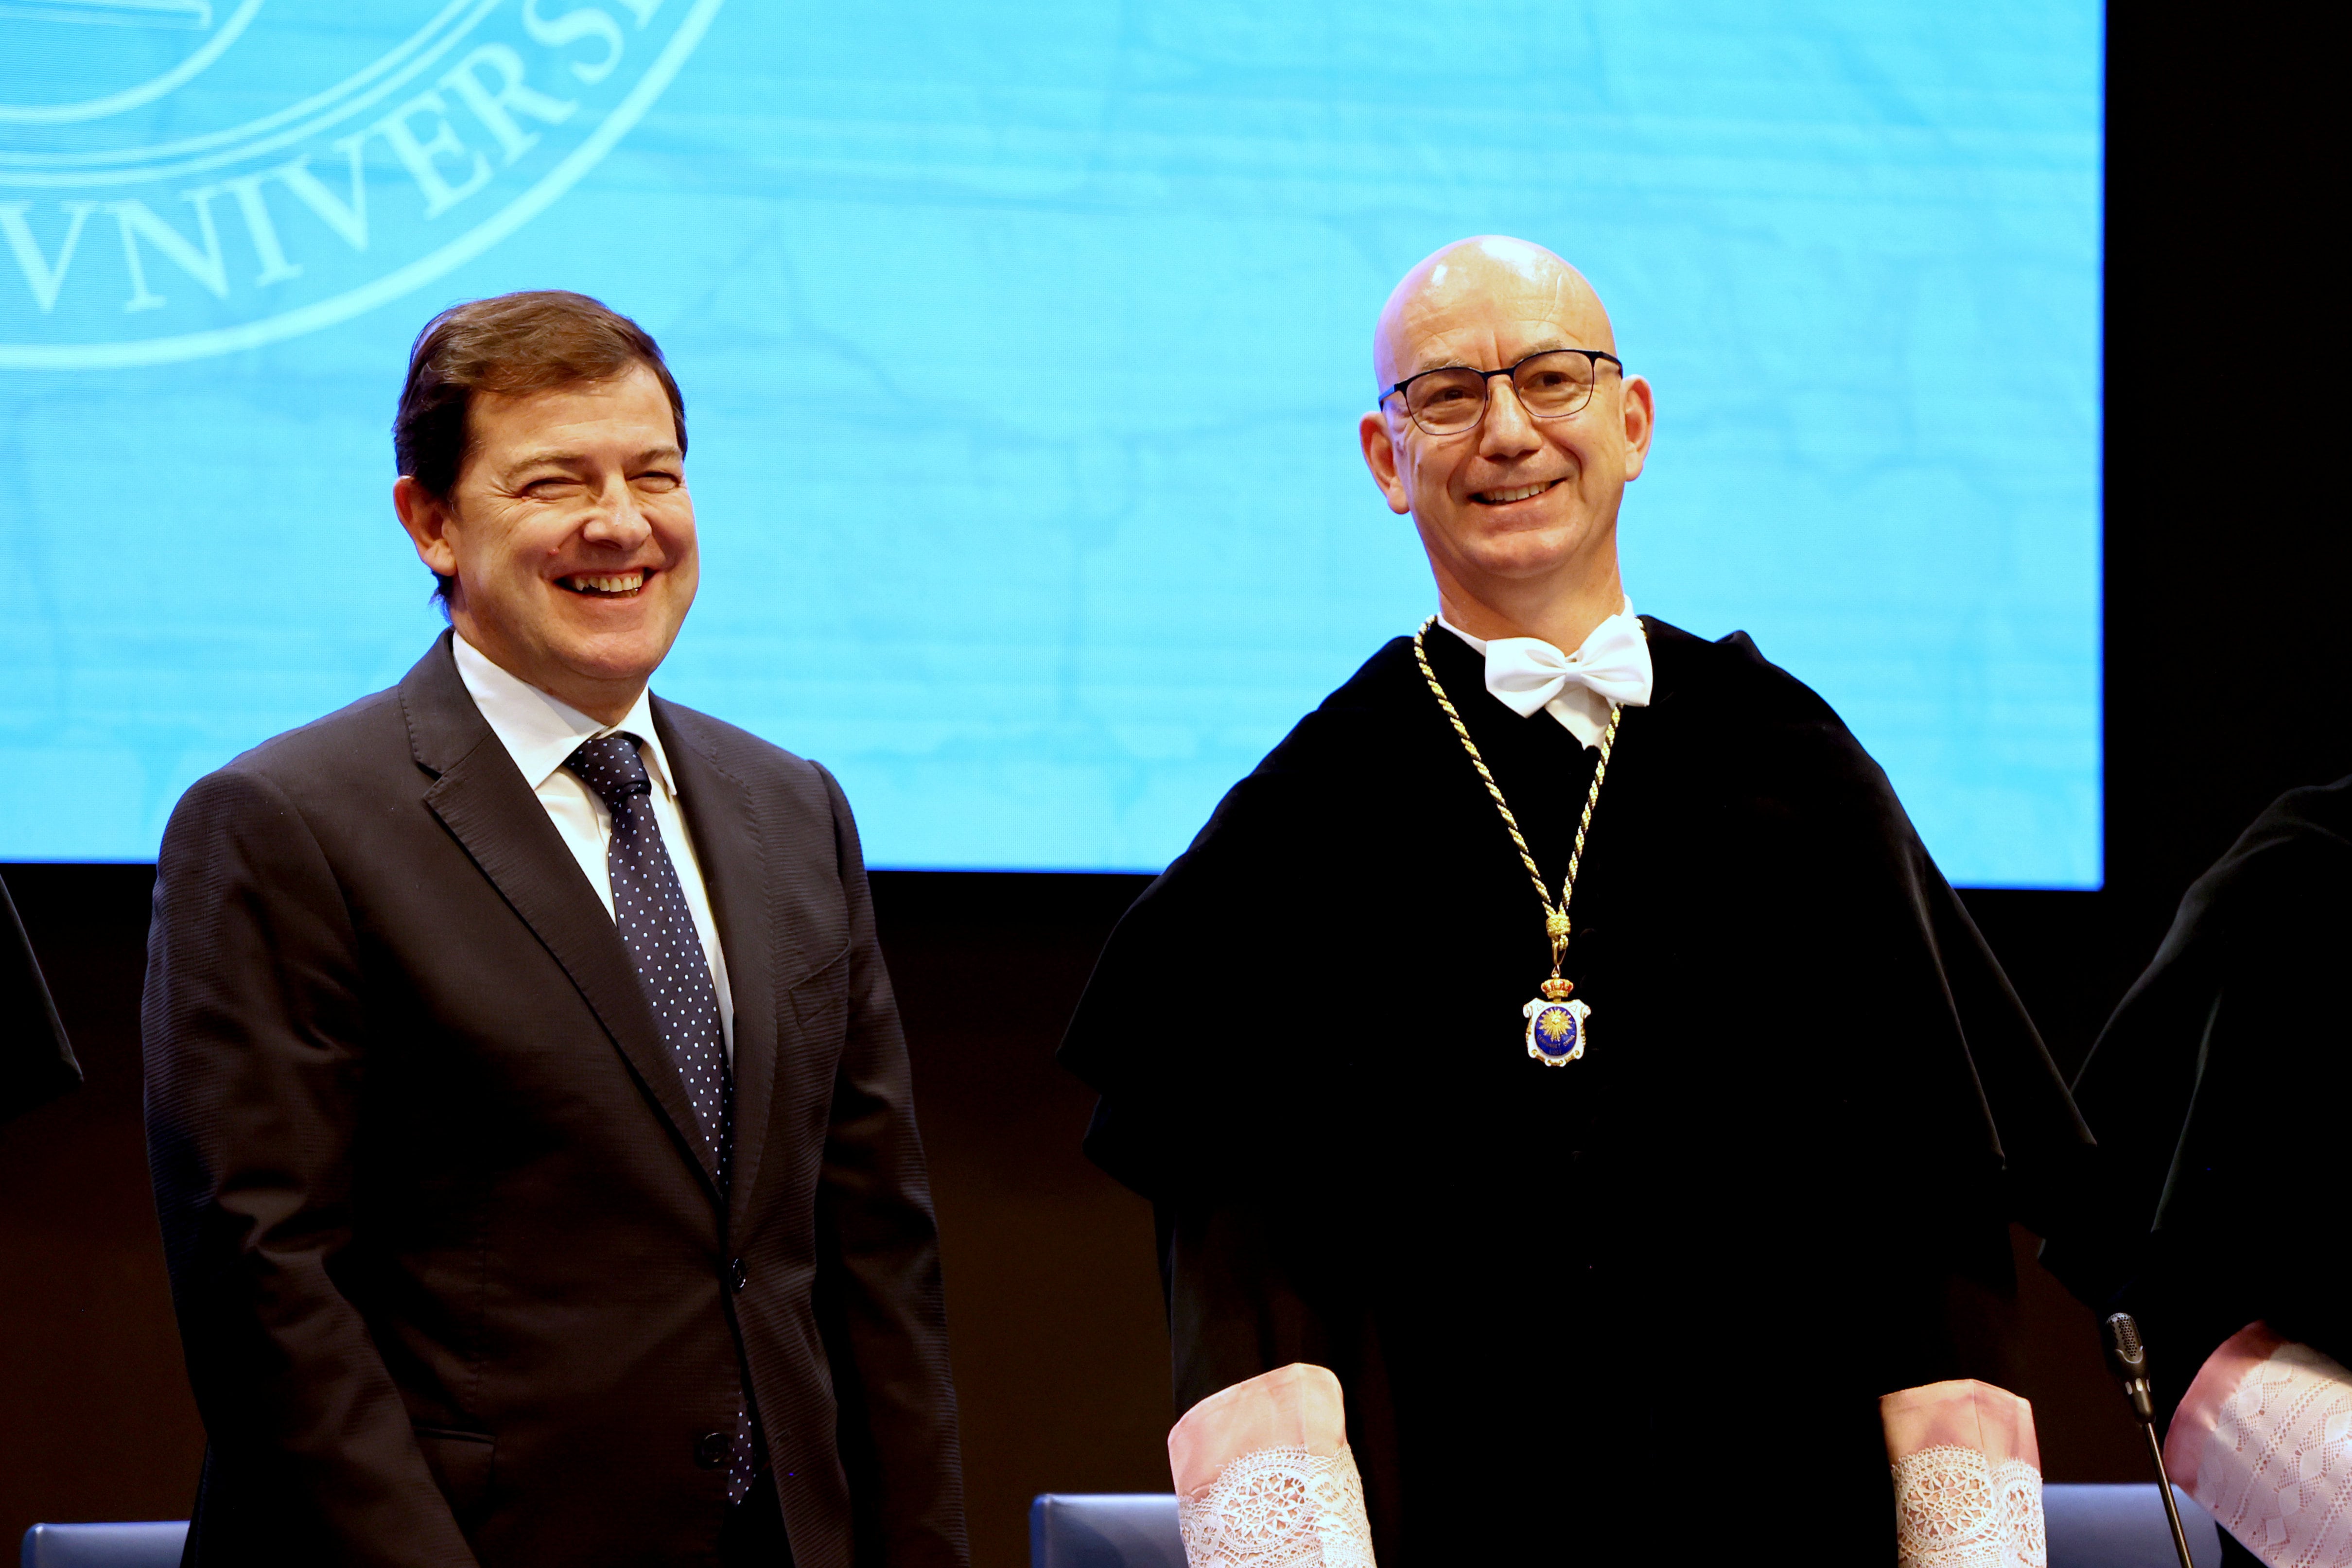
1437 595 1637 657
451 633 679 799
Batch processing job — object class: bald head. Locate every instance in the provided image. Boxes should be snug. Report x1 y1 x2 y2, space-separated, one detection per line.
1374 236 1615 392
1358 234 1652 656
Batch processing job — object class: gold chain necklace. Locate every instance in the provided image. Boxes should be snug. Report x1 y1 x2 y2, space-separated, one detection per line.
1411 614 1632 1066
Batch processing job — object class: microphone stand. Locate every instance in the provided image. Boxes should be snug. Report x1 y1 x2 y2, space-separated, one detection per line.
2103 1312 2198 1568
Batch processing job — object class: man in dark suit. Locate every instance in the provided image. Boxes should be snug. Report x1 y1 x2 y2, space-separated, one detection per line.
143 291 966 1567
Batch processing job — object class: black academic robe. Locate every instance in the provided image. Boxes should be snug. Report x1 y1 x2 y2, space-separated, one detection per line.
2045 776 2352 1433
1060 618 2092 1565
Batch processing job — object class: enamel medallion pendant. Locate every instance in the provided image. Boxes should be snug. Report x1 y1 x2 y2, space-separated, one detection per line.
1410 617 1638 1072
1522 977 1589 1067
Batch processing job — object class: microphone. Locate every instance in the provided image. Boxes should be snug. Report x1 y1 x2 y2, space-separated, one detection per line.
2104 1310 2158 1421
2103 1312 2196 1568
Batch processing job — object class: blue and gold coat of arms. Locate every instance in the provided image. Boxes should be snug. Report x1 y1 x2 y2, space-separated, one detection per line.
1522 993 1590 1066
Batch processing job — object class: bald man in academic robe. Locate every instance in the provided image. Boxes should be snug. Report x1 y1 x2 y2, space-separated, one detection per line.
1060 238 2093 1563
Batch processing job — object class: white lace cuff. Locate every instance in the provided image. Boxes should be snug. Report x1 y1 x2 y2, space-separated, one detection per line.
1169 1364 1377 1568
1883 1379 2048 1568
1177 1444 1376 1568
2165 1323 2352 1568
1890 1444 2048 1568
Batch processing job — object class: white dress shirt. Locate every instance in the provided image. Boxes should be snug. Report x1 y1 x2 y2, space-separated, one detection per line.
452 634 736 1061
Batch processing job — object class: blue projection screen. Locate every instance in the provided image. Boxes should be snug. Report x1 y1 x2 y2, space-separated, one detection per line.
0 1 2101 885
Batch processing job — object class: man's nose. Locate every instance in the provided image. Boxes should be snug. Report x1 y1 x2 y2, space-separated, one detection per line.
580 476 653 546
1478 378 1542 456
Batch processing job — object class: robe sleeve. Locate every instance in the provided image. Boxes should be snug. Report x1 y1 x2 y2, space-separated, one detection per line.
1696 634 2096 1406
1061 711 1357 1203
2043 777 2352 1395
1730 632 2095 1250
1883 812 2099 1244
1060 709 1408 1545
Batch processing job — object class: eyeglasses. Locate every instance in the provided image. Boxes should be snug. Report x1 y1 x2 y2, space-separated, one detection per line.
1382 348 1624 436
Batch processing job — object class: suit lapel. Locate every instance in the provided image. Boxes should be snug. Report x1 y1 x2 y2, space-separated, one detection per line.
656 699 780 1232
400 636 723 1199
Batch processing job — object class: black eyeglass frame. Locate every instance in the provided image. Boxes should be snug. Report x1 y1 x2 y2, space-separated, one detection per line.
1381 347 1626 435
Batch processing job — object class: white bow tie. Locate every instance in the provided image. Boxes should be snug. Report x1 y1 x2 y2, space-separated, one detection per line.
1464 609 1654 749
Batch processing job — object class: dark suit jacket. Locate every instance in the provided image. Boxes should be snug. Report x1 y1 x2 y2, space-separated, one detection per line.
143 634 966 1568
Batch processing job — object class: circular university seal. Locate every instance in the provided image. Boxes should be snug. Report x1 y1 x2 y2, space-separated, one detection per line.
0 0 721 369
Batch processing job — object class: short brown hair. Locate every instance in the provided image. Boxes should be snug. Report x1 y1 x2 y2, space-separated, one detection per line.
394 290 686 601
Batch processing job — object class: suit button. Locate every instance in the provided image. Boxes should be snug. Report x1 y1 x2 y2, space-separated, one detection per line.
694 1430 731 1469
729 1258 748 1293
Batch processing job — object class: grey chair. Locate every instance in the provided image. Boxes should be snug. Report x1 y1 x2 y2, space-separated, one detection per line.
18 1523 188 1568
1030 1485 2231 1567
2046 1483 2224 1568
1030 1494 1184 1568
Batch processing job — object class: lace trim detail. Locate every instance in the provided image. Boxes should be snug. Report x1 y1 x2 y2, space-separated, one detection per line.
2194 1341 2352 1568
1177 1444 1376 1568
1891 1444 2047 1568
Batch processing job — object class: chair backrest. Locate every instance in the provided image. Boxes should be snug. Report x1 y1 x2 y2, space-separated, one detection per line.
2044 1483 2223 1568
1027 1484 2233 1568
19 1522 189 1568
1030 1494 1184 1568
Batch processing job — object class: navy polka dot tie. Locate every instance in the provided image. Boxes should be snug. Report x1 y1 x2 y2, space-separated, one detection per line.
566 732 756 1503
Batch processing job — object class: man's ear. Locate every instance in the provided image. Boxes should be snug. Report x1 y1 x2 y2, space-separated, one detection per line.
393 475 460 577
1619 374 1655 482
1358 408 1413 516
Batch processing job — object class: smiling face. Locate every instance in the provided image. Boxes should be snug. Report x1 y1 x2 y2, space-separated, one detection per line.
394 362 697 723
1359 237 1653 645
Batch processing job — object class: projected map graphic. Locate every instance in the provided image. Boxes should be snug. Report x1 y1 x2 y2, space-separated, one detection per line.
0 1 2102 885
